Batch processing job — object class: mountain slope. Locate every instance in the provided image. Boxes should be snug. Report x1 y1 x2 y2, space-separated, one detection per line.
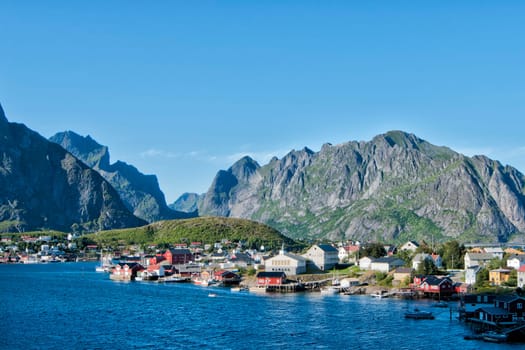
50 131 196 223
0 104 146 232
93 216 301 251
199 131 525 243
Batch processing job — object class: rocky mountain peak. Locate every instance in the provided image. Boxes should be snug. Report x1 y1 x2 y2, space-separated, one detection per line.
199 131 525 243
0 103 7 124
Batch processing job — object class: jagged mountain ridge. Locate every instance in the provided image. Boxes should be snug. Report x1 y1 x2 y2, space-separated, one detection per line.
0 104 146 232
50 131 196 223
198 131 525 243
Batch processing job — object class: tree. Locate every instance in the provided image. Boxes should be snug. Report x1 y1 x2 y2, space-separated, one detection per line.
361 243 386 258
396 249 413 265
475 268 490 289
417 258 438 275
438 240 465 269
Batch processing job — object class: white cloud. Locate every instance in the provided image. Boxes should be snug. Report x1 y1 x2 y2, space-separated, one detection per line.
139 148 179 159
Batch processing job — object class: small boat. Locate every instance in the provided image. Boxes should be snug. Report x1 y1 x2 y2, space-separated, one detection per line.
208 293 217 298
371 291 388 298
482 331 507 343
320 286 339 295
404 308 435 320
432 301 448 308
230 286 249 292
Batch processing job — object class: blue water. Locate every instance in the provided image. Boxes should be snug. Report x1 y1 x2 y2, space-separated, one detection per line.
0 263 521 349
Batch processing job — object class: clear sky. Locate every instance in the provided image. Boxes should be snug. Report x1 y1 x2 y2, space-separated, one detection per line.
1 1 524 203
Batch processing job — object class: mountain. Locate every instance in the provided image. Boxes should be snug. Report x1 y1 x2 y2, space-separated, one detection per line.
169 192 202 214
0 104 146 233
198 131 525 243
50 131 196 223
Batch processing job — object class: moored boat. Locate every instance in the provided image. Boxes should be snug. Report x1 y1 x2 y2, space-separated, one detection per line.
404 308 435 320
482 331 507 343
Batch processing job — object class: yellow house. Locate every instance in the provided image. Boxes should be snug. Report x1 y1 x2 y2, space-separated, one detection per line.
489 268 512 286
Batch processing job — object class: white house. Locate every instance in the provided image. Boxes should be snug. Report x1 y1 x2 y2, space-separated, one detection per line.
507 255 525 270
358 256 373 270
412 253 430 270
265 247 307 275
303 244 339 271
464 252 494 269
518 265 525 288
370 257 405 273
465 265 483 285
400 241 419 252
484 247 504 260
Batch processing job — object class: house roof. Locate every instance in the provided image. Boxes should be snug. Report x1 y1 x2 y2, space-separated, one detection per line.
477 307 509 316
167 248 192 255
495 294 525 303
257 271 286 278
373 257 405 265
466 252 494 261
422 275 451 286
519 265 525 272
316 244 338 252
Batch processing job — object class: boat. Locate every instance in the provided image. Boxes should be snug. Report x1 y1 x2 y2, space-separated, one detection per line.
320 286 339 295
162 276 190 283
230 286 249 292
404 308 435 320
371 291 388 298
432 301 448 308
208 293 217 298
481 331 507 343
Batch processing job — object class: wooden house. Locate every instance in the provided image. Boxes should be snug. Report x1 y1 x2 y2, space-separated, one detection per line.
413 275 455 297
489 268 512 286
214 270 241 285
110 262 144 281
256 271 286 286
370 257 405 273
518 265 525 288
164 248 193 265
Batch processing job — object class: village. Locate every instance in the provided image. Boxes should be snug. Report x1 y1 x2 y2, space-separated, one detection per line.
2 234 525 342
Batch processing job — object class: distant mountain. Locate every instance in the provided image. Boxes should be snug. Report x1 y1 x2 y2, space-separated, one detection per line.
50 131 196 223
0 104 146 233
169 192 202 214
198 131 525 243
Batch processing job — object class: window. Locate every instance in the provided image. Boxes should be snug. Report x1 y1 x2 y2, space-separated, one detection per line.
518 303 523 310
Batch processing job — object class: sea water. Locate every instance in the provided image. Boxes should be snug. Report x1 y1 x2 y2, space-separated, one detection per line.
0 263 520 349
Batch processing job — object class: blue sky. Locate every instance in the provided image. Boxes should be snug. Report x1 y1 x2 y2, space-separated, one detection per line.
1 1 524 203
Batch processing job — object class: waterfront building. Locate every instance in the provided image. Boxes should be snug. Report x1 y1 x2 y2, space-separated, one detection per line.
265 246 306 275
303 244 339 271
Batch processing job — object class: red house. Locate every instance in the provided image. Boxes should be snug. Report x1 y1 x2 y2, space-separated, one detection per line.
163 248 193 265
214 270 241 285
412 275 455 297
110 262 144 281
256 272 286 286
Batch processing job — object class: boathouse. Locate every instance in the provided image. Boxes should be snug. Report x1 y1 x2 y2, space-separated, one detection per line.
256 271 286 286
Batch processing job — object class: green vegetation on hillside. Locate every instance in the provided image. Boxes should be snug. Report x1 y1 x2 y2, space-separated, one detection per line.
92 216 302 251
